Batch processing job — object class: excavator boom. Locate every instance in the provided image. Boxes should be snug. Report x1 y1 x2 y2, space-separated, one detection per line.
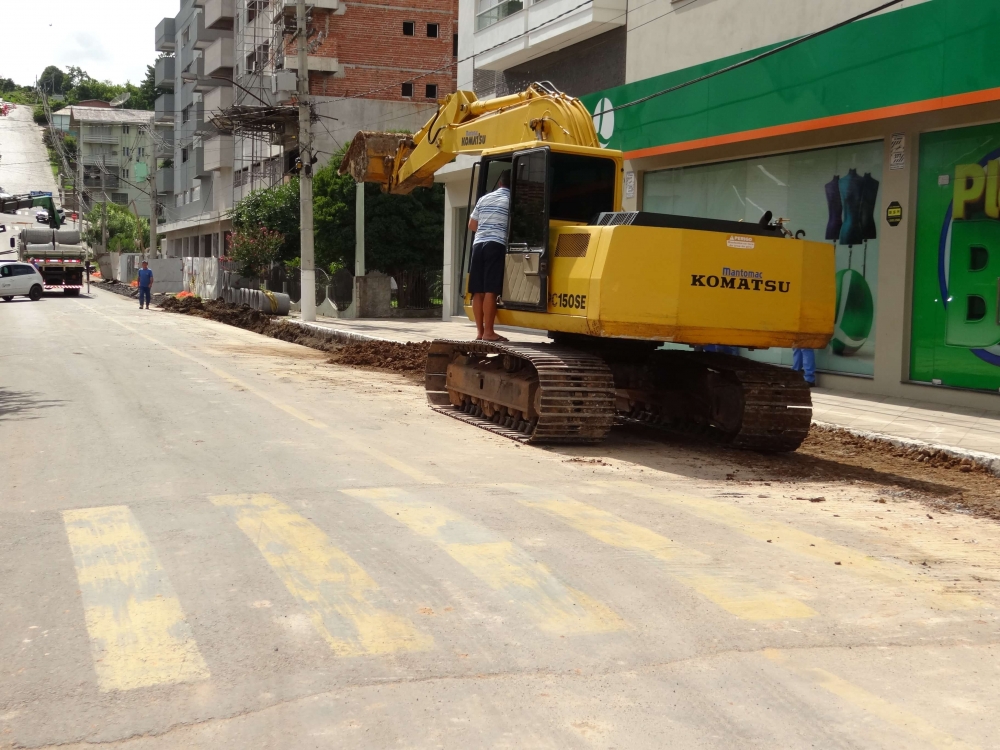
340 84 600 194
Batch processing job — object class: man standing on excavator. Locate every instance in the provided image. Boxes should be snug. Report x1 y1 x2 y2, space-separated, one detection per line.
467 170 511 342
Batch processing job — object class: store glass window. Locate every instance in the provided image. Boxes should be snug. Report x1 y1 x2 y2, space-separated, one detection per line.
644 141 884 377
912 124 1000 391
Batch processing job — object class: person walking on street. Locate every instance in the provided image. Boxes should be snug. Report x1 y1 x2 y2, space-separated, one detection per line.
792 347 816 387
137 261 154 310
467 170 511 342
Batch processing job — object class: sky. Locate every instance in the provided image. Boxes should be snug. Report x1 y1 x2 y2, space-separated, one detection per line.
0 0 179 87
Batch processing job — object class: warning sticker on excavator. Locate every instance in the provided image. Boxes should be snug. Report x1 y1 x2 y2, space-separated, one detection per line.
726 235 756 249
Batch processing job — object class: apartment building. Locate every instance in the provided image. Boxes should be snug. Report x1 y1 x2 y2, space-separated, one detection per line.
438 0 1000 413
154 0 458 259
155 0 235 258
60 107 172 217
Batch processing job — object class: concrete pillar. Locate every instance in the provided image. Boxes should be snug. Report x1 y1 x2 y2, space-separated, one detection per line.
442 183 457 321
355 182 365 278
871 128 919 392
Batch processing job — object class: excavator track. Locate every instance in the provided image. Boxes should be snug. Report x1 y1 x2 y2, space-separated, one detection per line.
615 351 813 452
425 340 616 444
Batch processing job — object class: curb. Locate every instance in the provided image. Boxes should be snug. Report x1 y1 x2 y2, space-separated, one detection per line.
812 420 1000 478
286 319 393 345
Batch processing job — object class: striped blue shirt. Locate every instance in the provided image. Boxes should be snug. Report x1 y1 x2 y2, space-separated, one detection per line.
471 187 510 246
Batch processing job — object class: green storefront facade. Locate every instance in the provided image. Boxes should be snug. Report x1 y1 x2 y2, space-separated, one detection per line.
579 0 1000 407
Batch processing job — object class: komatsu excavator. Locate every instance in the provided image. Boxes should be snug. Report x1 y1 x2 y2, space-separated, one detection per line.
341 83 835 452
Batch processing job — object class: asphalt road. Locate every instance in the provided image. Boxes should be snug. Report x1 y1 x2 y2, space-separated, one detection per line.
1 290 998 749
0 104 58 198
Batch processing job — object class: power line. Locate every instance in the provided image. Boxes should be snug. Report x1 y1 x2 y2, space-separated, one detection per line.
610 0 906 112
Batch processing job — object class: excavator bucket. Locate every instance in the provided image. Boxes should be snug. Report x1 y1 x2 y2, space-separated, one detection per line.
339 131 413 188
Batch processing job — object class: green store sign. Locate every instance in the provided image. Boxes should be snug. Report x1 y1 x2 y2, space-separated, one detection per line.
580 0 1000 157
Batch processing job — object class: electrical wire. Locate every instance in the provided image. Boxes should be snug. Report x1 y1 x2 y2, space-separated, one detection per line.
609 0 907 112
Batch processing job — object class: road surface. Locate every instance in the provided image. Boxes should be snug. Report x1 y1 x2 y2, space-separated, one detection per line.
1 289 998 748
0 103 58 198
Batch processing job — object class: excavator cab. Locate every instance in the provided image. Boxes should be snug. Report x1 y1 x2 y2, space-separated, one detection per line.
461 143 620 312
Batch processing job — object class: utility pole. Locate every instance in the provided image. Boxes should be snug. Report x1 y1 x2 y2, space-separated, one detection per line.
100 157 108 263
297 0 316 322
147 145 157 261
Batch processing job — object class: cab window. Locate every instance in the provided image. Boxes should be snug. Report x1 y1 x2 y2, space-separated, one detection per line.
549 153 616 223
0 265 10 277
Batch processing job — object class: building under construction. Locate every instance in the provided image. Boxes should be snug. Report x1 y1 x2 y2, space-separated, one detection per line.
154 0 456 261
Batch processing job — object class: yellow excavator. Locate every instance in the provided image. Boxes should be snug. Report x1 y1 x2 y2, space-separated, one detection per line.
341 83 835 451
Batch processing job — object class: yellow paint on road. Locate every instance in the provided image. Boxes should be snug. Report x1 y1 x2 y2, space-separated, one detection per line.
62 506 210 692
600 481 983 610
764 650 981 750
210 493 430 656
80 303 440 485
346 487 623 635
506 486 814 621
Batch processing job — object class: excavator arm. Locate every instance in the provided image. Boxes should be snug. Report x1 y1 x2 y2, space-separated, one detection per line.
339 83 600 194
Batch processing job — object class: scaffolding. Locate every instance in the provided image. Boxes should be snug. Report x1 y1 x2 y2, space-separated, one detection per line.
219 0 303 207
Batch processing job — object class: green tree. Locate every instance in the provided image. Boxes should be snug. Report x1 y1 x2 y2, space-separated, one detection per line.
230 178 301 262
38 65 67 95
313 144 444 274
229 226 284 280
83 202 149 253
229 144 444 277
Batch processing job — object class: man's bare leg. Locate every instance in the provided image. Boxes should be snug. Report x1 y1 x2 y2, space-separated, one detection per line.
482 293 501 340
472 293 485 339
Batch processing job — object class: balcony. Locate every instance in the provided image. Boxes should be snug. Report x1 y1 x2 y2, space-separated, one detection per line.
204 37 235 78
155 94 175 124
155 56 176 91
193 8 230 51
156 168 174 194
205 0 235 30
195 147 210 178
83 176 121 190
155 17 176 52
204 135 234 172
283 55 343 75
83 129 118 145
155 131 175 158
82 154 119 167
204 85 234 119
473 0 626 71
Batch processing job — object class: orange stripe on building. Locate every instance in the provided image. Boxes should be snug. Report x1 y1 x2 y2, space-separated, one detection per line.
623 86 1000 161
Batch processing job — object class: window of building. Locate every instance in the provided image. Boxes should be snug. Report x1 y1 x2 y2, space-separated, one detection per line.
476 0 523 31
425 84 438 99
111 193 129 205
403 21 415 36
401 82 413 98
181 26 190 45
182 148 189 163
247 0 267 23
123 147 131 158
427 23 439 38
453 33 458 57
122 125 130 135
182 105 191 123
121 168 129 179
137 146 145 158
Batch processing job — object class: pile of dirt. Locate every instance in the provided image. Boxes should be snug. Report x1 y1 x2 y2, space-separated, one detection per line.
160 297 396 357
330 340 431 373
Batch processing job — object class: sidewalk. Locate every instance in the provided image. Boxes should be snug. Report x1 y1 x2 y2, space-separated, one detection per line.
296 313 1000 461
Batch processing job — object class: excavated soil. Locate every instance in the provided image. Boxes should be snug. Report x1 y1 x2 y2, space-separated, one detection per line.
161 296 1000 519
329 340 431 374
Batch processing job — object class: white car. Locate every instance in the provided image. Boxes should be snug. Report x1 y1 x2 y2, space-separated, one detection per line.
35 209 49 224
0 261 44 301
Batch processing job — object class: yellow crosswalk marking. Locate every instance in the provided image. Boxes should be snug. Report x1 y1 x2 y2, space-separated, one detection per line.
764 650 981 750
600 481 982 609
62 506 210 692
210 494 431 656
346 487 624 635
505 485 815 621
